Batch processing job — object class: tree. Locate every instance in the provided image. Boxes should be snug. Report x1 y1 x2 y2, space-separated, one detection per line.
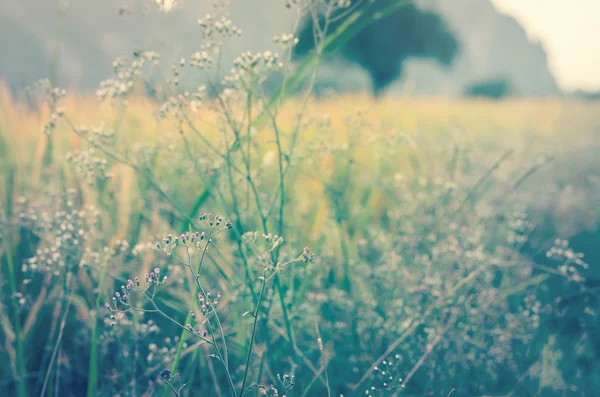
464 79 510 99
294 0 459 96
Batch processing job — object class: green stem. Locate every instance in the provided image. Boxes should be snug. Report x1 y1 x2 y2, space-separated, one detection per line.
4 238 27 397
240 272 268 395
86 257 109 397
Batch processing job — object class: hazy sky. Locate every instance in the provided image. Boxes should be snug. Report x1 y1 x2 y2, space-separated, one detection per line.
491 0 600 91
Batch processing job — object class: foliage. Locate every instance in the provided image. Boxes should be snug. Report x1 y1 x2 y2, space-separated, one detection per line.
294 0 459 96
464 79 510 99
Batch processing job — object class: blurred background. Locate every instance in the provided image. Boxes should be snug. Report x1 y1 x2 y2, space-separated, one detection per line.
1 0 598 98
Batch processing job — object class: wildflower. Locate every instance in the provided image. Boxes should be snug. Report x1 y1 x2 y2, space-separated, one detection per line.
302 247 315 263
160 368 172 379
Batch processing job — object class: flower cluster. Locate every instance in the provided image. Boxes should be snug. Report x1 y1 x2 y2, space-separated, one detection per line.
155 85 207 120
272 33 299 51
155 214 232 255
301 247 315 263
157 231 206 255
81 240 129 272
74 123 116 145
259 384 283 397
22 194 99 276
96 51 160 102
506 206 532 245
277 373 295 392
365 354 404 395
28 79 67 135
65 148 111 184
223 50 284 88
546 238 588 282
198 13 242 39
189 49 212 70
187 290 224 328
105 267 168 325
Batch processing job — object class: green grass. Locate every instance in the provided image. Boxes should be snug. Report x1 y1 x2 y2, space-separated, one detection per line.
0 1 599 394
1 89 598 396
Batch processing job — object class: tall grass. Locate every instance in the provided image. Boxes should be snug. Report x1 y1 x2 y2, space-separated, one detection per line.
1 1 600 396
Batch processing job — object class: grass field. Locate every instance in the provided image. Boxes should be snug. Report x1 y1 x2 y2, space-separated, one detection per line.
1 79 599 396
1 2 600 394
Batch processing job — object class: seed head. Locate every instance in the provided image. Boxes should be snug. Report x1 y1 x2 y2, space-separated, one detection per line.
160 368 172 379
302 247 315 263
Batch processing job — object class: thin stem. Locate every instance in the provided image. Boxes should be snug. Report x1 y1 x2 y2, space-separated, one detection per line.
86 255 109 397
315 320 331 397
40 273 72 397
167 382 178 397
240 270 268 395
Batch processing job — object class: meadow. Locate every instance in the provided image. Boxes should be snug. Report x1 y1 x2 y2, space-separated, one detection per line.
1 3 600 396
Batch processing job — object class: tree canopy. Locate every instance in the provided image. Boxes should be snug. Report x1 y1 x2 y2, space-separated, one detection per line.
294 1 460 96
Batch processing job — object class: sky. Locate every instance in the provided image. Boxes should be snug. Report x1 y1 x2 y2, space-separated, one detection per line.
491 0 600 91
